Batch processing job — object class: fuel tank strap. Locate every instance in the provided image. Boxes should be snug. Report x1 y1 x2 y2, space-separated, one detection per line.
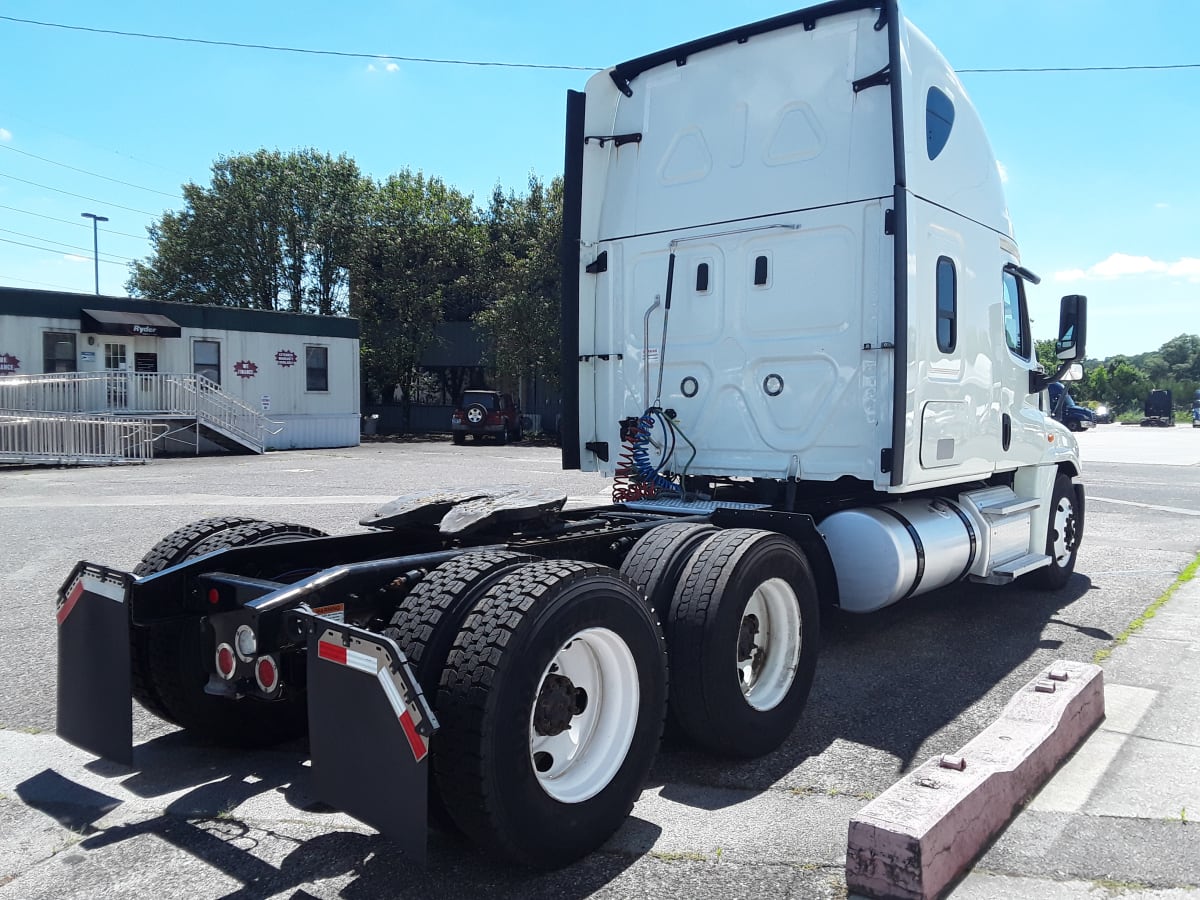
875 506 925 600
940 500 978 583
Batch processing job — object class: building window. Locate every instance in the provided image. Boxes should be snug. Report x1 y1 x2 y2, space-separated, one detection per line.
194 340 221 385
936 256 957 353
104 343 128 371
926 87 955 160
42 332 76 373
1001 271 1031 360
306 345 329 392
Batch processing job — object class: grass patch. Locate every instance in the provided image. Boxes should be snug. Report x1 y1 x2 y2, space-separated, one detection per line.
650 850 708 863
1093 878 1151 895
1093 554 1200 664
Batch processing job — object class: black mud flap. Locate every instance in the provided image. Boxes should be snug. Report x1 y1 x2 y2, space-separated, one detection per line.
295 612 437 865
56 563 133 766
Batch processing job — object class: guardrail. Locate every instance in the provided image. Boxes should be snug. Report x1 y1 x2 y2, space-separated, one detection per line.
0 372 276 453
0 409 160 465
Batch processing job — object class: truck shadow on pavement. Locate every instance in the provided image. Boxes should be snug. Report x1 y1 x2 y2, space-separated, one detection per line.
17 732 656 898
651 574 1103 807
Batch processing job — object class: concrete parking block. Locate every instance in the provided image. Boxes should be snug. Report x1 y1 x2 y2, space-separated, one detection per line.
845 660 1104 900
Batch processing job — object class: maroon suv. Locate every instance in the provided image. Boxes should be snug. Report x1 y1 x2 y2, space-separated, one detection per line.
451 391 523 444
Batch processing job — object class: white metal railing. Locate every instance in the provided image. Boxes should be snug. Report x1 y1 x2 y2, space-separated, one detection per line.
0 372 277 453
0 409 159 465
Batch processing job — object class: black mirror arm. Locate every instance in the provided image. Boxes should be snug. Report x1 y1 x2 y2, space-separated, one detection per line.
1030 359 1079 394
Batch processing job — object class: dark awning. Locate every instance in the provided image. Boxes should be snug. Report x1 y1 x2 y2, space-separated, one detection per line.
80 308 182 339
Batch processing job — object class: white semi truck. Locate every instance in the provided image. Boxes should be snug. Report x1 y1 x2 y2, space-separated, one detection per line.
57 0 1086 870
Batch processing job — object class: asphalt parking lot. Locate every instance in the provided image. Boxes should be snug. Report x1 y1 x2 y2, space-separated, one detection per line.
1 426 1198 898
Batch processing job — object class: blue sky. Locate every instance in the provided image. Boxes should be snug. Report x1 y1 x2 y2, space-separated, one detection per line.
0 0 1195 359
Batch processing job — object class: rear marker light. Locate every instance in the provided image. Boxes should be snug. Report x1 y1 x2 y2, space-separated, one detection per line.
255 656 278 692
207 588 220 605
215 643 237 680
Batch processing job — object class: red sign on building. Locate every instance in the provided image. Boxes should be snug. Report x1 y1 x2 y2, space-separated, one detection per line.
275 349 298 367
233 360 259 379
0 353 20 375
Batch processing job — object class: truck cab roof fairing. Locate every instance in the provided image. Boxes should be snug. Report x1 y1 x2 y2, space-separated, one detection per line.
608 0 888 98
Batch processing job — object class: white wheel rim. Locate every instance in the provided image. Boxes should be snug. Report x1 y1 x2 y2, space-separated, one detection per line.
737 577 802 712
1050 495 1076 565
467 407 484 424
529 627 640 804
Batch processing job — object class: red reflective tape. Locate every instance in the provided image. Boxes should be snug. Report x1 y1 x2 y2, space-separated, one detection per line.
56 579 85 626
399 709 428 763
317 640 347 666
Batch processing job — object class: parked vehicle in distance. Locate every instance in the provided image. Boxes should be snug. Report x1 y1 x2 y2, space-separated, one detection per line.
1047 382 1095 432
451 390 523 444
1141 389 1175 427
1092 404 1111 424
1192 392 1199 428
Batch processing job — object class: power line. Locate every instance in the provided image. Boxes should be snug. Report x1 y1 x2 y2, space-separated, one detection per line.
0 235 130 266
0 14 598 71
0 145 183 199
0 273 96 293
959 63 1200 73
0 204 148 240
0 227 135 262
3 14 1200 75
3 111 190 180
0 173 161 216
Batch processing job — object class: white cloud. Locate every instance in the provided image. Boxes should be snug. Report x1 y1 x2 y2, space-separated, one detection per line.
386 63 399 72
996 160 1008 183
1154 202 1170 209
366 63 377 72
63 254 88 263
1054 252 1200 284
0 128 11 142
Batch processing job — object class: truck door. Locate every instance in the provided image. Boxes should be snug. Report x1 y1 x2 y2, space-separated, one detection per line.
997 266 1043 463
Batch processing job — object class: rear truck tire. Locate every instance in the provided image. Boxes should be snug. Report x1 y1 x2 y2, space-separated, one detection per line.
668 529 820 758
381 551 534 831
619 522 719 613
140 520 326 746
1027 474 1083 590
131 516 264 721
452 433 466 445
434 560 668 868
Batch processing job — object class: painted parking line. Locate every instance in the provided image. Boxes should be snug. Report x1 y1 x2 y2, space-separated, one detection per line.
1088 496 1200 517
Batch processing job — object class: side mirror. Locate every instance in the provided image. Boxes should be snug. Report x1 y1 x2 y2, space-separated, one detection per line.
1055 295 1087 361
1060 363 1084 382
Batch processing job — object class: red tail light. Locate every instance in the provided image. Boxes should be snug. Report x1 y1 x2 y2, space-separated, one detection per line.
255 655 279 693
215 643 236 680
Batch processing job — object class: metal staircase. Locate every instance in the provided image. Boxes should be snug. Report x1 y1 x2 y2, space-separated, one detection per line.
0 372 279 463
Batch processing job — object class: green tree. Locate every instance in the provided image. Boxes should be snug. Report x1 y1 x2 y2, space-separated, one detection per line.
351 169 481 427
1107 361 1151 414
474 175 564 399
129 149 367 314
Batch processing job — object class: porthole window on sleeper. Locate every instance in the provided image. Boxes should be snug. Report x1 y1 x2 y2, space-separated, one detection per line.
696 262 710 293
926 86 955 160
753 255 769 286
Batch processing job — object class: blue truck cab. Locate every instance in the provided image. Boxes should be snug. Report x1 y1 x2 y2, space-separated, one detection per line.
1048 382 1095 432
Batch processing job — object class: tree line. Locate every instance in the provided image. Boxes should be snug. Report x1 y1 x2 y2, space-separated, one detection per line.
128 149 562 422
1038 333 1200 415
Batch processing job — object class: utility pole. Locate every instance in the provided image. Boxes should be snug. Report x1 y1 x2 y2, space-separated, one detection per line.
80 212 109 295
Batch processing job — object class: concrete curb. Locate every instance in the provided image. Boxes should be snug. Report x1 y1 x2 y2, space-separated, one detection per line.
845 659 1105 900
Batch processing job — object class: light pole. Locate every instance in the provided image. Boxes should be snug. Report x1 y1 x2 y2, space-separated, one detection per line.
80 212 109 295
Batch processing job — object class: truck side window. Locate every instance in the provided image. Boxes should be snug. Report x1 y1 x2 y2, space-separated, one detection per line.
696 262 710 293
936 257 956 353
1001 271 1030 360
